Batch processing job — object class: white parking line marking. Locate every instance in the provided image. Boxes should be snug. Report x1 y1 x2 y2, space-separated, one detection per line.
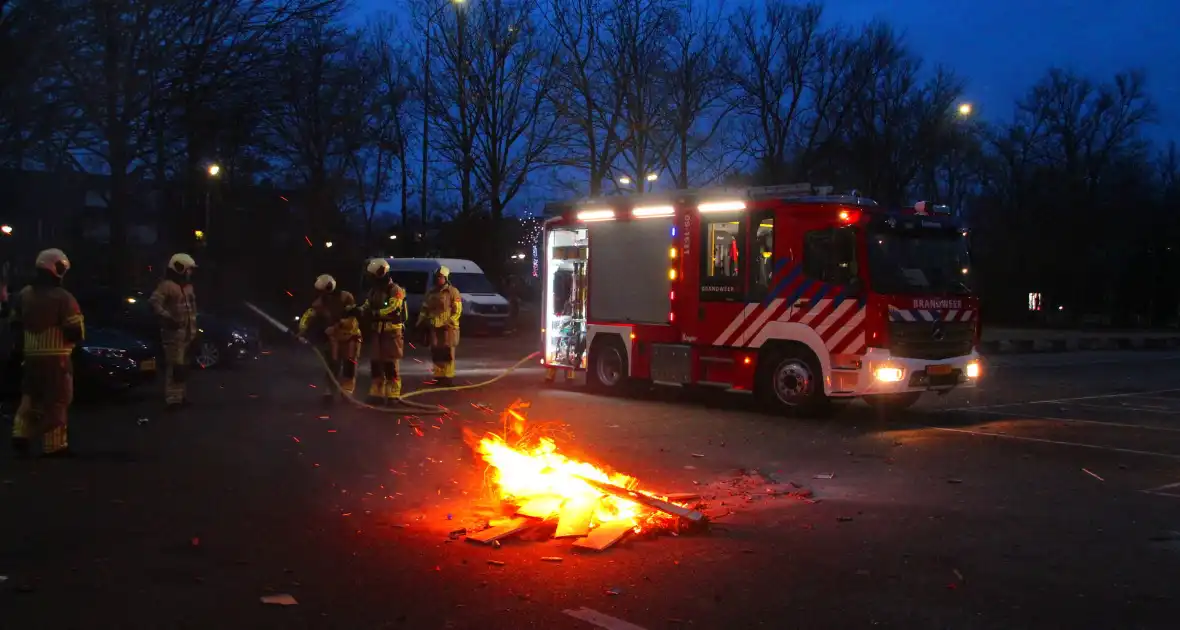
564 607 649 630
956 408 1180 433
1045 402 1180 414
944 388 1180 411
930 426 1180 460
1142 481 1180 494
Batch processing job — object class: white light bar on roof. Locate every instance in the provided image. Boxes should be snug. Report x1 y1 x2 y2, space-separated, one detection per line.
577 208 615 222
698 200 746 213
632 205 674 218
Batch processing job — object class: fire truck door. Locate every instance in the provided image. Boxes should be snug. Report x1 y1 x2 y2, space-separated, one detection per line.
696 212 747 346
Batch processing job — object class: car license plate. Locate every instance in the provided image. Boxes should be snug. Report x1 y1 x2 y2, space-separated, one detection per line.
926 364 952 376
140 359 156 372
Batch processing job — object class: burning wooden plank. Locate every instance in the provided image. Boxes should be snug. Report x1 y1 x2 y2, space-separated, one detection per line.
573 522 633 551
466 517 535 544
575 475 706 522
554 496 596 538
515 496 563 519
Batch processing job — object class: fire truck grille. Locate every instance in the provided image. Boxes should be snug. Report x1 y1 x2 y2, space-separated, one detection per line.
888 321 974 360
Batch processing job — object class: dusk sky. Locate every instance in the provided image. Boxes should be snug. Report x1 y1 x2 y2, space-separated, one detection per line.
353 0 1180 140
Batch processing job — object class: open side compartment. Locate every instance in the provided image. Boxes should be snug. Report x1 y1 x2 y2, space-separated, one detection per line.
543 227 588 370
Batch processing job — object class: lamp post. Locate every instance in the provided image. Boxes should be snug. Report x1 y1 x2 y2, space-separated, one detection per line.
421 0 464 229
205 163 221 236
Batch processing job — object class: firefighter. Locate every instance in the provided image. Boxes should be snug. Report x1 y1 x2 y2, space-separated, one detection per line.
10 248 84 457
417 265 462 386
150 253 198 410
359 258 409 401
298 274 361 401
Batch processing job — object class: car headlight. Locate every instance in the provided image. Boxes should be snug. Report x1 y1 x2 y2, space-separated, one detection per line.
83 346 127 358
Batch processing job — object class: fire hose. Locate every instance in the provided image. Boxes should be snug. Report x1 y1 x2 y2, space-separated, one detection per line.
244 302 541 415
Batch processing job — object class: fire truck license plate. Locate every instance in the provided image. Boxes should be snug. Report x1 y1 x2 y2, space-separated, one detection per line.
926 364 952 376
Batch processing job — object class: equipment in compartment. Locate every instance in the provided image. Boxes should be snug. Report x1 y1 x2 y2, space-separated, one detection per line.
545 229 588 369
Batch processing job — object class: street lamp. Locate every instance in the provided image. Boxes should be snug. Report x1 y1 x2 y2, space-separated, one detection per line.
325 241 334 248
957 103 973 117
207 164 221 177
204 163 221 239
421 0 465 228
389 234 398 240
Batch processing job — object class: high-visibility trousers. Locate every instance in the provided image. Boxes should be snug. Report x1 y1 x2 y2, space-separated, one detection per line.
367 327 405 399
162 333 190 405
321 337 361 395
13 355 73 454
428 326 459 379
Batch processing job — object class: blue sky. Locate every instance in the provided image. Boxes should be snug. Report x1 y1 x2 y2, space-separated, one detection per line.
353 0 1180 139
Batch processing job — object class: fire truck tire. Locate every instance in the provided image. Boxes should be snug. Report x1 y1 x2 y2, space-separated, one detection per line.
863 392 922 411
587 336 629 392
757 345 831 416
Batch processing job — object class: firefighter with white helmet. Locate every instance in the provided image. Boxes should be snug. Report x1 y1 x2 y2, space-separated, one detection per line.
10 248 84 457
358 258 409 401
298 274 361 400
417 265 462 386
149 253 198 409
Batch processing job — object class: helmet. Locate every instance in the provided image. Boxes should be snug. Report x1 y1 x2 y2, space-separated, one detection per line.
35 248 71 278
169 253 197 273
314 274 336 292
366 258 390 278
436 265 450 278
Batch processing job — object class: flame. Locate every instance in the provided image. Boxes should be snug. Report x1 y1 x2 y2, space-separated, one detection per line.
472 401 669 530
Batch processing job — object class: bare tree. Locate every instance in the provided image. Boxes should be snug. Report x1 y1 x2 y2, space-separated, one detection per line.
0 0 74 168
728 0 828 181
607 0 676 191
266 20 372 240
659 0 738 188
467 0 561 221
367 16 418 237
543 0 628 195
423 0 479 217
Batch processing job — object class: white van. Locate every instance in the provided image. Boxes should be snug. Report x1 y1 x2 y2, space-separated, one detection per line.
381 258 513 334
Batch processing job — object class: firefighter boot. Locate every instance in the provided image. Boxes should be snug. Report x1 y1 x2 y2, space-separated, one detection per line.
367 361 386 403
383 362 401 401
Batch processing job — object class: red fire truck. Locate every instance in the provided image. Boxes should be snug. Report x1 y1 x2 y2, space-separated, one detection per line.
539 184 982 413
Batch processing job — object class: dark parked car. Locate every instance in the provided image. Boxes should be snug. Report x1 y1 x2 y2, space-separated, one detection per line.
74 326 159 393
74 289 261 369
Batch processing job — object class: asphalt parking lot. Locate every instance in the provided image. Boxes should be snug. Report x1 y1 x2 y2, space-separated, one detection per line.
4 343 1180 629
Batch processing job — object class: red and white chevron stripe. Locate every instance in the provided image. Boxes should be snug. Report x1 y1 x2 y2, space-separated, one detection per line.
711 298 868 356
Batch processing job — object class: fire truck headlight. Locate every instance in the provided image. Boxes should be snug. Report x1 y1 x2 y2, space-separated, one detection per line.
874 366 904 383
965 361 981 379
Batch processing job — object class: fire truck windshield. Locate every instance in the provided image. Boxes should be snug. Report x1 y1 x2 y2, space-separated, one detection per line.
867 232 972 296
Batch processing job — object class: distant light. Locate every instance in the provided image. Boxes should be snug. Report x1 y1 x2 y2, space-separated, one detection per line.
207 164 221 177
645 173 658 182
126 297 136 304
957 103 972 117
325 241 333 248
389 234 398 240
618 176 632 185
194 229 205 240
0 225 11 235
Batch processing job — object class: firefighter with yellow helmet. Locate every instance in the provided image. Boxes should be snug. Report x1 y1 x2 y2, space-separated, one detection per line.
298 274 362 401
149 253 198 409
417 265 462 386
359 258 409 401
10 248 84 457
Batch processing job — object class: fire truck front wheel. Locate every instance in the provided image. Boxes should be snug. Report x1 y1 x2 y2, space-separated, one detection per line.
588 336 629 392
757 345 831 416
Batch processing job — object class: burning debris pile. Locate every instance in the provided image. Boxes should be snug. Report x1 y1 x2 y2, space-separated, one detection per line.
464 401 706 551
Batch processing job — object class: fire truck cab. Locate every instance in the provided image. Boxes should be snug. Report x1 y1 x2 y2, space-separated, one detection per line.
540 184 982 413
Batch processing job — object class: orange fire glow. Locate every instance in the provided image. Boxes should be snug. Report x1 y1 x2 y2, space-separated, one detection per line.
472 402 673 531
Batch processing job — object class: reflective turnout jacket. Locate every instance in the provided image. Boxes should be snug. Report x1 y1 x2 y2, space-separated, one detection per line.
300 290 360 342
150 279 197 339
12 285 85 357
418 283 462 329
361 284 408 333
